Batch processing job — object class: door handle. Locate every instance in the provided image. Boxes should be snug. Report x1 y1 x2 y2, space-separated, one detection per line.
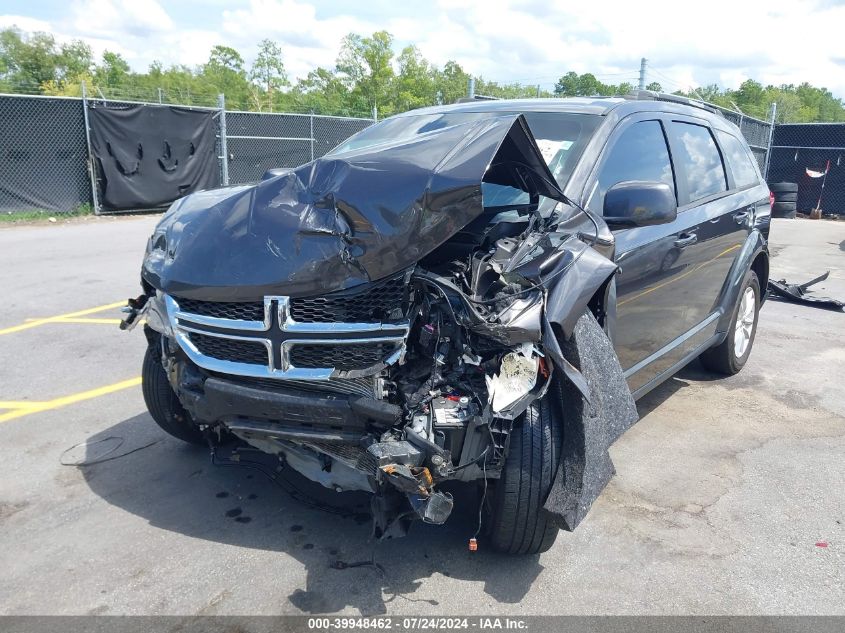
733 208 752 224
673 233 698 248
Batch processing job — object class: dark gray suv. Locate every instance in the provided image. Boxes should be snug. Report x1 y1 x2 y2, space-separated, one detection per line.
124 93 770 555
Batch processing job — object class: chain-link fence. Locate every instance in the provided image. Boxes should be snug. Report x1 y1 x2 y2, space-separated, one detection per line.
220 107 372 185
767 123 845 216
0 92 375 218
0 95 93 220
0 90 820 220
717 109 773 174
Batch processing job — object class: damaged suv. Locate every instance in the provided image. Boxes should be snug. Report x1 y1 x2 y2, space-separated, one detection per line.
123 94 770 554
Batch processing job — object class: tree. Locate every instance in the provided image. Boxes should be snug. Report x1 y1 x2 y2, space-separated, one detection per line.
336 30 395 116
202 45 249 106
436 60 470 105
393 45 435 110
3 25 845 122
645 81 662 92
554 72 579 96
95 51 130 88
57 40 93 80
0 28 59 88
250 39 288 111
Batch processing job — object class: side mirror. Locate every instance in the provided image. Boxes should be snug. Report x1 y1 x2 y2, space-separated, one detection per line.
603 181 677 228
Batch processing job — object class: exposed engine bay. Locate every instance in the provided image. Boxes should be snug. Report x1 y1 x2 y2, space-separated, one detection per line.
123 113 639 544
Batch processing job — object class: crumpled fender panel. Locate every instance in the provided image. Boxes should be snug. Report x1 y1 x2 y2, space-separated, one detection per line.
142 114 567 301
542 311 639 531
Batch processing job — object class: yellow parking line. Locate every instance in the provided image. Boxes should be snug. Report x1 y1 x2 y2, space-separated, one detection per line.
0 377 142 424
0 401 42 410
51 317 125 325
0 301 126 336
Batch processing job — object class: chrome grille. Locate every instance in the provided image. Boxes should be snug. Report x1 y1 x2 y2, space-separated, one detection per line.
176 299 264 322
289 275 407 323
166 275 410 381
289 342 400 370
188 333 269 366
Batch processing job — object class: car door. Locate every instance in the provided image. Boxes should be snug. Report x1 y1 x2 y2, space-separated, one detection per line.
584 115 701 394
662 118 749 355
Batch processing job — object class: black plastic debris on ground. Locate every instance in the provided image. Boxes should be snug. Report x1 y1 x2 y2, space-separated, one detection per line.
767 271 845 311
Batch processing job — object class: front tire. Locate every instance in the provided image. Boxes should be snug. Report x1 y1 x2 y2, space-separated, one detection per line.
485 390 562 555
142 345 206 445
700 270 760 375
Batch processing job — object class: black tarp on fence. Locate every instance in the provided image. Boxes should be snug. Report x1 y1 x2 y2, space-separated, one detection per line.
88 102 220 212
768 123 845 215
0 96 91 213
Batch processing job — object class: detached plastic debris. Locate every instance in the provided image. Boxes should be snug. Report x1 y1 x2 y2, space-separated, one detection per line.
767 271 844 311
486 345 539 413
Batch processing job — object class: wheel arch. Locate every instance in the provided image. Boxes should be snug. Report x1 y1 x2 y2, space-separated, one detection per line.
714 230 768 338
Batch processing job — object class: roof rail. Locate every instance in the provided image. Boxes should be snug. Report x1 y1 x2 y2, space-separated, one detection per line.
626 90 724 117
455 94 501 103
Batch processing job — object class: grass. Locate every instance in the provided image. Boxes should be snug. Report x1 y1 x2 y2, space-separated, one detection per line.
0 203 93 224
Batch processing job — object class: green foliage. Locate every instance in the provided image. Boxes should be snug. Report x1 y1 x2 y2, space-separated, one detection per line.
1 25 844 122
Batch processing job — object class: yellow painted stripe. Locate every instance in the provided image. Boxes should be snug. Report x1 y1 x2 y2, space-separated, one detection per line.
0 401 42 410
52 317 125 325
0 301 126 336
0 377 142 424
618 245 741 308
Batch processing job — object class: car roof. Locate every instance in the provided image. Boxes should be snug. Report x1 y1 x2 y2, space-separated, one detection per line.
392 97 626 117
390 94 729 126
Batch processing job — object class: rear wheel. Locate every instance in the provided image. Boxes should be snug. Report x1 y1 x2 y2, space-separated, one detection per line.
485 389 562 555
142 345 206 445
700 270 760 375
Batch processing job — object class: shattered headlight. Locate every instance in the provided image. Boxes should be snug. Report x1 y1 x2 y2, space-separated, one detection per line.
486 344 540 413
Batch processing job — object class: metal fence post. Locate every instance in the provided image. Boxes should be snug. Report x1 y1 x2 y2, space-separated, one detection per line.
310 111 315 162
80 82 101 215
763 102 777 182
218 93 229 186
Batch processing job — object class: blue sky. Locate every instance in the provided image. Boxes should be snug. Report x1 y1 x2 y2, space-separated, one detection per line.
2 0 844 97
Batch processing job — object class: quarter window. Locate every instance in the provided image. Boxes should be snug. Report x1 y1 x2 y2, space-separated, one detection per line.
669 122 728 202
715 130 759 189
591 120 675 213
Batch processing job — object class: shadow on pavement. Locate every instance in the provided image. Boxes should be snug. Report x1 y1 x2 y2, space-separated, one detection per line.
78 413 544 615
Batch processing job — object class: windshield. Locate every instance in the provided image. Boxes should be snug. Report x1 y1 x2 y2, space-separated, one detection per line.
328 111 600 191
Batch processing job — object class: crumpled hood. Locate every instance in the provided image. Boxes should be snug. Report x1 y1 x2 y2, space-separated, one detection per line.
142 114 566 301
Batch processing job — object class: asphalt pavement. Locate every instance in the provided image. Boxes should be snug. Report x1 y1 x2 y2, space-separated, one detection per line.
0 216 842 615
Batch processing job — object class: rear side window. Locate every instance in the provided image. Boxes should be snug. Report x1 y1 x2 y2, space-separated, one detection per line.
668 122 727 202
591 120 675 213
715 130 759 189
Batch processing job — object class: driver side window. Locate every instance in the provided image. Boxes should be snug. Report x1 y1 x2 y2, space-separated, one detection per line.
590 120 676 214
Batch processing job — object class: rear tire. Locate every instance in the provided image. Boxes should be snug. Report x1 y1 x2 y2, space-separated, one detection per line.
771 201 797 218
486 388 562 555
142 345 206 445
700 270 760 375
769 182 798 193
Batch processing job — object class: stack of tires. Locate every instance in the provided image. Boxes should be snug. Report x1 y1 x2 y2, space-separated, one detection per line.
770 182 798 218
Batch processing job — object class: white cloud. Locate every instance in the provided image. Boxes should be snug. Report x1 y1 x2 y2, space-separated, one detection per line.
1 0 844 97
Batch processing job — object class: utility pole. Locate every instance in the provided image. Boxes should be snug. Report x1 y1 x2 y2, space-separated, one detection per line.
638 58 647 91
468 77 476 99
